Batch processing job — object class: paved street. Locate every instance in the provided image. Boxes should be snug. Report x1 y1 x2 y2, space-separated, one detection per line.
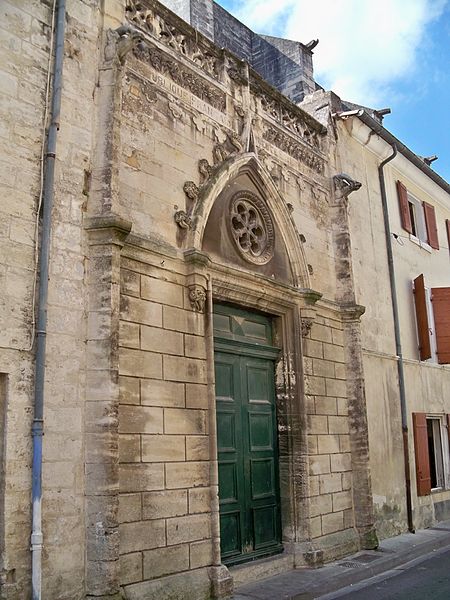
319 545 450 600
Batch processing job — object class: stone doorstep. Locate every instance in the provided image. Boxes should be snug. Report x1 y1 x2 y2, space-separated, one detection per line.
233 521 450 600
230 552 295 587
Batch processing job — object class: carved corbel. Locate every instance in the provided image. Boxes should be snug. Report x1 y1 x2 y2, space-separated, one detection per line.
333 173 362 201
185 251 211 313
188 285 207 313
174 210 192 229
301 317 314 338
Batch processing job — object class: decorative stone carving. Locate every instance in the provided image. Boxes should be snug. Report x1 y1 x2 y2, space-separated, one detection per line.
132 44 226 111
105 25 145 66
301 318 314 337
263 125 325 175
188 285 207 312
213 132 244 166
168 100 183 120
229 191 275 265
183 181 199 201
198 159 213 184
126 0 219 80
227 62 248 86
125 0 153 33
174 210 192 229
333 173 362 199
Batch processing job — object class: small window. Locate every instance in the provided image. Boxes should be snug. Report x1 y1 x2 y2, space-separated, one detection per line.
396 180 439 249
413 412 450 496
427 417 445 489
407 194 427 243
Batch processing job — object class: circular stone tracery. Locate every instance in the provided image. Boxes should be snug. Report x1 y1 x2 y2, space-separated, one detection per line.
229 191 275 264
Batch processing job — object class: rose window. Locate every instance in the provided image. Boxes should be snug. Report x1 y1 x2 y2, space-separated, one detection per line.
229 192 274 265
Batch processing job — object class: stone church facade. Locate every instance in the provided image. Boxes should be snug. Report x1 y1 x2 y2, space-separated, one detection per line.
0 1 401 599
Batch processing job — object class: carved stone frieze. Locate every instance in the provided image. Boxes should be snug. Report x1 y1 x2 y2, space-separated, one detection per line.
263 125 325 175
126 0 219 81
125 0 154 33
188 285 207 312
132 44 226 111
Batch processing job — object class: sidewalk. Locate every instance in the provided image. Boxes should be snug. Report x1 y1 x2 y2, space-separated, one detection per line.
232 521 450 600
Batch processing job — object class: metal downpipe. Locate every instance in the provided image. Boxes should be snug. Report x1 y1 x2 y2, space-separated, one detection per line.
378 145 414 533
31 1 66 598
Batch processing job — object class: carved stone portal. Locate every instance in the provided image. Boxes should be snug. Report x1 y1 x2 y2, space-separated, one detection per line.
229 191 275 265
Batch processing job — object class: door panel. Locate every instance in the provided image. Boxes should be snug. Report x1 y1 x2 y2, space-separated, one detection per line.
215 309 282 566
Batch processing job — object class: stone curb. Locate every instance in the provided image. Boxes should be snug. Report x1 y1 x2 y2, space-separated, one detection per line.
234 524 450 600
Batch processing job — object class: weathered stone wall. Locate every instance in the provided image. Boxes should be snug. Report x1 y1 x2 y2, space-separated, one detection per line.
0 0 106 597
118 257 212 598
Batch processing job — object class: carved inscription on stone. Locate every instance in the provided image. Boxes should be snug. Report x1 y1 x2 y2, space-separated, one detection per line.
132 45 226 111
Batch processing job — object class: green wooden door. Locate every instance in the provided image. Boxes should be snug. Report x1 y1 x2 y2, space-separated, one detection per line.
214 305 282 565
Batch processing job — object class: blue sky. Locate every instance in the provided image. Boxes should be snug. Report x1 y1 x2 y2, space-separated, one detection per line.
217 0 450 183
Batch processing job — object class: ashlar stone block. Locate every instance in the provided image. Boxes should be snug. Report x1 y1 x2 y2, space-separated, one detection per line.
165 462 209 489
119 405 163 434
142 490 188 520
141 434 185 462
141 378 185 408
119 519 166 553
166 513 211 545
143 544 189 580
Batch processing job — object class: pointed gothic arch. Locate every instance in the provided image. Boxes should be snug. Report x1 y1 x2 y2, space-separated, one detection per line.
185 152 311 289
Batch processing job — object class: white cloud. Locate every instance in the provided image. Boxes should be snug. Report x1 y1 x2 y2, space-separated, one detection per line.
232 0 447 106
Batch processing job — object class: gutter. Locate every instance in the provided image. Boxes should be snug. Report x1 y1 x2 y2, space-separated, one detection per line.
378 145 414 533
358 111 450 195
31 1 66 598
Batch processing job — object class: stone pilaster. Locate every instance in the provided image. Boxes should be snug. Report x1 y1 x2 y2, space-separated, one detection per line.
85 215 132 599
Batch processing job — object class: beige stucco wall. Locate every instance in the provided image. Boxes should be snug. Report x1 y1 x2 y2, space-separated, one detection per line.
339 117 450 537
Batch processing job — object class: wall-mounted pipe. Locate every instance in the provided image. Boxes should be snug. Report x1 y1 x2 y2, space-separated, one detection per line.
31 1 66 598
378 145 414 533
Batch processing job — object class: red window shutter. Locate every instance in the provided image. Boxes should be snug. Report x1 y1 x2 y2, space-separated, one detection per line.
413 274 431 360
431 287 450 364
412 412 431 496
397 180 412 233
423 202 439 249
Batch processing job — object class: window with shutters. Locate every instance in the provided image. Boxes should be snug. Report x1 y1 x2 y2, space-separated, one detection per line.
397 181 439 251
413 413 450 496
413 275 450 364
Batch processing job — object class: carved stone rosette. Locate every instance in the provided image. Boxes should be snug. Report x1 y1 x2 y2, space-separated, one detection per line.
188 285 207 312
229 191 275 265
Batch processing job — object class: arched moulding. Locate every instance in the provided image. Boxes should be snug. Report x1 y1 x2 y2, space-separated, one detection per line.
184 152 311 289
